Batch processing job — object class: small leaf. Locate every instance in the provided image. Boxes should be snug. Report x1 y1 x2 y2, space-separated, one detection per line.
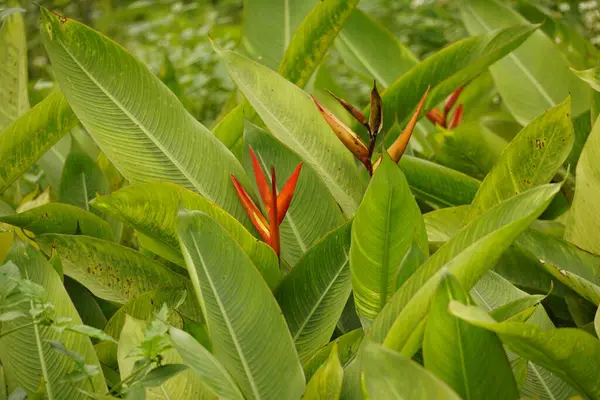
136 364 188 388
302 344 343 400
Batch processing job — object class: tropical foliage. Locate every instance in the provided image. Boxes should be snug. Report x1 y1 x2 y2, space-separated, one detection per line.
2 0 600 399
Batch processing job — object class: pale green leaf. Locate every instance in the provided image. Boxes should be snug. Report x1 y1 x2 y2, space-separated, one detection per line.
177 210 305 399
302 344 343 400
302 329 363 382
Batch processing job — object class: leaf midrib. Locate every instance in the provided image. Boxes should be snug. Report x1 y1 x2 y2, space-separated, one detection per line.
54 37 214 202
189 232 262 399
379 188 394 309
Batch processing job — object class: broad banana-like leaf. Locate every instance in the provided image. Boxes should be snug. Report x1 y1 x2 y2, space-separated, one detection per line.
461 0 589 125
0 240 106 398
565 114 600 255
170 327 244 400
91 182 280 288
363 24 537 135
450 302 600 399
177 210 305 400
216 47 365 217
213 102 245 160
468 98 573 220
117 316 215 400
0 91 77 193
399 156 481 207
59 144 109 213
276 221 352 363
243 122 345 266
39 8 252 225
64 277 107 330
302 329 363 382
278 0 359 87
0 5 29 129
0 203 114 241
423 272 518 399
336 9 418 86
350 155 428 326
35 234 198 318
241 0 316 69
362 341 461 400
371 183 560 351
302 344 343 400
516 229 600 305
429 122 507 180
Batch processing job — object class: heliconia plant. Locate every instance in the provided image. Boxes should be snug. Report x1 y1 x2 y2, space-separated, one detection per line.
1 2 600 400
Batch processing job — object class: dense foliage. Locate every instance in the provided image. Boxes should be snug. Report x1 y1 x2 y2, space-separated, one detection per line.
2 0 600 399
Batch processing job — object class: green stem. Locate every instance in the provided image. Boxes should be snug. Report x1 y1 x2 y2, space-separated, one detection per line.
109 362 150 395
32 315 54 400
0 321 36 339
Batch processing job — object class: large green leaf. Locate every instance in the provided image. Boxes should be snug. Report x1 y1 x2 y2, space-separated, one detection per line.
423 272 518 399
59 143 109 213
468 98 573 220
241 0 316 69
117 316 214 400
0 240 106 398
243 122 345 266
275 221 352 363
399 156 481 208
336 9 418 87
362 341 461 400
277 0 359 88
371 183 560 352
170 326 244 400
91 182 280 288
35 234 195 312
177 210 305 399
302 344 343 400
450 302 600 399
0 203 114 240
216 47 365 217
565 113 600 255
302 329 363 382
0 91 77 193
39 8 252 225
364 24 537 136
0 6 29 129
461 0 589 125
350 155 428 326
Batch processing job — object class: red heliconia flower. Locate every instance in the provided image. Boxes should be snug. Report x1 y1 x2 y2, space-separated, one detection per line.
426 86 464 129
230 147 302 258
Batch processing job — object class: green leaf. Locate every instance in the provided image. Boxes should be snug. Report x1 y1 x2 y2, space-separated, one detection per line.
64 277 107 330
449 302 600 399
336 9 418 87
275 221 352 363
429 122 507 180
302 329 363 382
90 182 280 288
572 66 600 93
595 305 600 338
136 364 188 389
398 156 481 208
0 203 113 241
366 24 537 136
243 122 345 266
39 8 252 225
0 4 29 129
1 240 106 398
216 47 365 217
35 234 193 308
241 0 316 69
362 341 461 400
468 97 573 220
423 272 518 399
277 0 359 88
169 326 244 400
213 102 245 160
371 183 560 352
177 210 305 399
302 344 343 400
461 0 589 125
350 155 428 326
565 114 600 255
0 91 77 193
117 315 215 400
59 145 108 213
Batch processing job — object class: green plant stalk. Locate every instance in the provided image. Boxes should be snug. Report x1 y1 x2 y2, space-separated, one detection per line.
109 360 151 395
31 303 54 400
